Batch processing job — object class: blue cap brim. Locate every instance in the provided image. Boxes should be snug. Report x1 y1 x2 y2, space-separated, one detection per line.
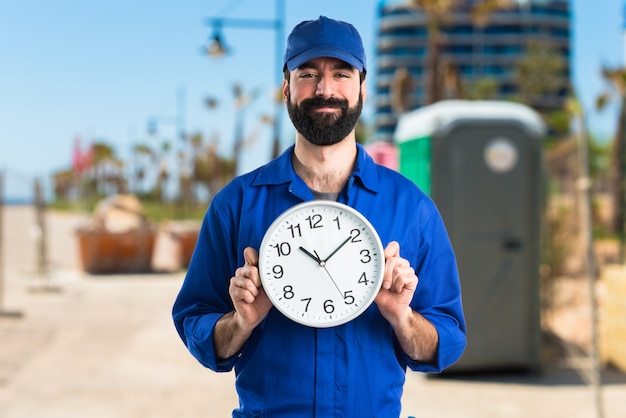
286 45 365 72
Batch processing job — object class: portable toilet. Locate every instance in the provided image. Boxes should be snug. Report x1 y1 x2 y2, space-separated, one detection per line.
395 100 545 372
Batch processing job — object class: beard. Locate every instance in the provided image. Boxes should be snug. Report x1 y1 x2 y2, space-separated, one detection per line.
286 91 363 146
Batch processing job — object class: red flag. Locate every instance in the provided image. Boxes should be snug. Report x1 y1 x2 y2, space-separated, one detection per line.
72 137 94 174
72 137 83 173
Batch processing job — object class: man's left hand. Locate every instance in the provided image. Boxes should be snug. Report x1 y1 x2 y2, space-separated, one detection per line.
374 241 418 324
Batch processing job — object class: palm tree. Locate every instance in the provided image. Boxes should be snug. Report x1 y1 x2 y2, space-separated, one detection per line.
597 66 626 250
155 141 171 202
90 142 125 197
408 0 514 104
132 143 155 195
232 83 260 175
515 41 567 107
515 40 569 137
409 0 456 104
53 168 75 201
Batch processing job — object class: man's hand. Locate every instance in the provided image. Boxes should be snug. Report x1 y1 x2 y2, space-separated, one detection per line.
214 247 272 360
375 241 438 362
229 247 273 332
375 241 418 324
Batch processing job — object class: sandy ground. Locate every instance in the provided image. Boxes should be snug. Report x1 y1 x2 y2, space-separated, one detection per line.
1 205 626 417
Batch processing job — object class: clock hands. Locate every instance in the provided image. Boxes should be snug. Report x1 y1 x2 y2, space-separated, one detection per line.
298 234 351 267
297 246 344 297
318 237 354 297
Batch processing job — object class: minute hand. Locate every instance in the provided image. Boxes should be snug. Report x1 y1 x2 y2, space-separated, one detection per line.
322 236 352 263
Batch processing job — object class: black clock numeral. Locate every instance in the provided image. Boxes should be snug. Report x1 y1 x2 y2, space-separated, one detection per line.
272 264 283 279
283 285 295 299
333 216 341 230
301 297 311 312
349 228 362 243
305 214 323 229
358 272 370 286
360 249 372 263
271 242 291 257
287 223 301 238
343 290 355 305
323 299 335 314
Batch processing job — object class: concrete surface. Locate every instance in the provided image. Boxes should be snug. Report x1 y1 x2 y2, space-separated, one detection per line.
1 206 626 417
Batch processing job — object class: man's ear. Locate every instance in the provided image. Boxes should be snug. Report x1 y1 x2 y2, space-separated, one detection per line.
282 80 289 104
361 78 367 103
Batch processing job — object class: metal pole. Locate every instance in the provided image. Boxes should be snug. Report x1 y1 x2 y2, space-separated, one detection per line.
575 107 604 418
0 169 23 318
204 0 286 160
617 99 626 263
34 177 48 277
272 0 285 159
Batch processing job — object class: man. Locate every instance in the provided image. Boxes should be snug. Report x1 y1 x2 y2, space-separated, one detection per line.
173 16 466 417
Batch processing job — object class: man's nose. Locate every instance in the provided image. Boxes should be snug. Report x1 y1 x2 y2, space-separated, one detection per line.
315 75 335 99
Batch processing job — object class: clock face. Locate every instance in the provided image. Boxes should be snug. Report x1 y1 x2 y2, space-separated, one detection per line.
259 200 384 328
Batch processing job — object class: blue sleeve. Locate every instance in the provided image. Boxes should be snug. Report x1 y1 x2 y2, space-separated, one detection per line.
402 207 467 373
171 197 241 372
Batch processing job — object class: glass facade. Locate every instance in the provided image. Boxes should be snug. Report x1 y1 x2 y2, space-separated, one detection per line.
374 0 571 142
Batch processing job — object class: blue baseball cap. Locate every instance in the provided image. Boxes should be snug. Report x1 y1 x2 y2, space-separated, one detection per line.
283 16 366 73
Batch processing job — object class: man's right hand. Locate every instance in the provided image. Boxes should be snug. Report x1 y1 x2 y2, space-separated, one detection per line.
229 247 273 332
215 247 273 360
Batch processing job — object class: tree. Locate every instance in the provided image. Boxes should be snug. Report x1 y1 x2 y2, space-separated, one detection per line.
90 142 126 197
515 41 567 107
53 168 75 201
410 0 456 104
597 66 626 244
132 143 155 195
189 132 234 201
154 141 171 202
464 77 499 100
232 83 260 175
408 0 514 104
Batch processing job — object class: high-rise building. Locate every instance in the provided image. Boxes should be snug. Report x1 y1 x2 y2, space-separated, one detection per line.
374 0 571 142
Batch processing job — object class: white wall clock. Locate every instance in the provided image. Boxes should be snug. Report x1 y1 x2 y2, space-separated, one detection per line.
259 200 385 328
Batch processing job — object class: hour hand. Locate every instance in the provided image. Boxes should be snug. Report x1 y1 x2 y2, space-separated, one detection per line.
299 246 323 265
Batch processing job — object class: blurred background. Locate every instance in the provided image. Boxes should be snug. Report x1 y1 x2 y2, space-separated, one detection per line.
0 0 621 205
2 1 626 417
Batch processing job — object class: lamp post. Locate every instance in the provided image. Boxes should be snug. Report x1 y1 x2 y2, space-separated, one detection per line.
204 0 285 160
145 86 188 203
147 86 186 143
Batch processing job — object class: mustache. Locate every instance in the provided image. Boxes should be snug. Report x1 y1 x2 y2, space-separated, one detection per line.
299 97 349 110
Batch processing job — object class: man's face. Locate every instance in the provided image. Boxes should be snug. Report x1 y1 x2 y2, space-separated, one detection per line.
284 57 365 146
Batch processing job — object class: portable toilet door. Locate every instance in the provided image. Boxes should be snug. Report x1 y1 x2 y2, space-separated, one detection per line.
395 100 545 372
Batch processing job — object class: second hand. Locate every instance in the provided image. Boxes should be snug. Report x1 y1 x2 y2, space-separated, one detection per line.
321 264 343 297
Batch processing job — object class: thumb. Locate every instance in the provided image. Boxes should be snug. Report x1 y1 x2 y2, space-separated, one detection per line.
384 241 400 259
382 241 400 290
243 247 261 289
243 247 259 267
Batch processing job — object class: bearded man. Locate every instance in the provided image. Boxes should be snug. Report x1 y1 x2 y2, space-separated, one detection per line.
173 16 466 418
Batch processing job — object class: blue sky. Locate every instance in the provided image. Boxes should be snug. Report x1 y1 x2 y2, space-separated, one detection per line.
0 0 623 200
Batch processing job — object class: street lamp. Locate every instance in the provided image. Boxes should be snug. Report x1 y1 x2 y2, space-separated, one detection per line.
203 0 286 160
205 22 228 58
206 33 228 58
